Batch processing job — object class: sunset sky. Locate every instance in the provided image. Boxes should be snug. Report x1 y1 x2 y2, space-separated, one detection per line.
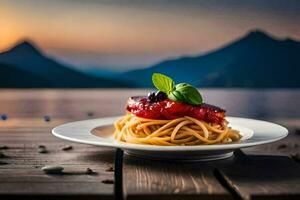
1 0 300 71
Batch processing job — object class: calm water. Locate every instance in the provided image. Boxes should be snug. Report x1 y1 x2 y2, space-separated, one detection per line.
1 89 300 121
201 89 300 120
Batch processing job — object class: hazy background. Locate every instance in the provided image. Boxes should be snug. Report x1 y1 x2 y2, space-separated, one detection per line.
0 0 300 88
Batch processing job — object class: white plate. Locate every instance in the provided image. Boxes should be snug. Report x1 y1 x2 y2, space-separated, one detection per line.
52 117 288 161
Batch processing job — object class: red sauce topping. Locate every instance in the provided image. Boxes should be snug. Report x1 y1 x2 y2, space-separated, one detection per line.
126 96 225 124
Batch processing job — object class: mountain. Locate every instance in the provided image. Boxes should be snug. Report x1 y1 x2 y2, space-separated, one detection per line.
0 63 52 88
2 30 300 88
84 68 121 78
123 30 300 88
0 40 133 88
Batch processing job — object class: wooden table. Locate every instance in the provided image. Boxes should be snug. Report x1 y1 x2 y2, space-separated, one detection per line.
0 89 299 200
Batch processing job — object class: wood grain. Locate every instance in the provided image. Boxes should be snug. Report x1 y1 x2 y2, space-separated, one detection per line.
217 151 300 200
0 117 115 199
123 155 232 200
0 90 120 199
243 124 300 161
1 89 300 200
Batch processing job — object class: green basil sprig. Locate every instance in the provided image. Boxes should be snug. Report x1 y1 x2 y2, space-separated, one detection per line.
152 73 175 93
152 73 203 105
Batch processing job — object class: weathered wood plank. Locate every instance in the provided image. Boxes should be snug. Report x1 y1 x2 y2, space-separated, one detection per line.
0 150 115 168
242 126 300 162
0 115 115 199
0 195 112 200
217 151 300 200
233 120 300 199
0 118 70 127
0 150 115 199
123 155 232 200
0 150 115 167
1 89 300 199
0 182 113 196
0 166 113 181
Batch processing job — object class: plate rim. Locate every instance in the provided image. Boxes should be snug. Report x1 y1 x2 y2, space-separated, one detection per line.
52 116 288 152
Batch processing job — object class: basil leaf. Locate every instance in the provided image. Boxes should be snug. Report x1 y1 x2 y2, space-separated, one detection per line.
151 73 203 105
168 90 185 102
152 73 175 94
175 83 189 90
175 83 203 105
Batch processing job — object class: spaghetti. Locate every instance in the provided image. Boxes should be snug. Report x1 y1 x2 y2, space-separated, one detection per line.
114 114 241 146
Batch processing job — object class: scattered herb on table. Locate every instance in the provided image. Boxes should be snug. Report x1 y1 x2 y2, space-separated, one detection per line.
86 112 94 117
277 144 287 150
86 167 96 175
43 115 51 122
1 114 8 120
105 167 114 172
0 145 8 150
62 145 73 151
0 161 8 165
0 152 7 158
42 165 64 174
38 145 48 153
102 179 114 184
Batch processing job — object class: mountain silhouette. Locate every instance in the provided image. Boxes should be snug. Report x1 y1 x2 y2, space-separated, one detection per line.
0 63 52 88
123 30 300 88
0 40 133 88
1 30 300 88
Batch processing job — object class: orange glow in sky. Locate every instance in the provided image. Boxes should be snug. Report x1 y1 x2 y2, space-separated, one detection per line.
1 0 300 70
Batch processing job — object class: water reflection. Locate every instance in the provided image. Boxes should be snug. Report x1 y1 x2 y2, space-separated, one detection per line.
192 89 300 119
0 89 299 120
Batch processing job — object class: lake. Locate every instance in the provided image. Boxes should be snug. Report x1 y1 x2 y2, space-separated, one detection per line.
1 89 299 121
